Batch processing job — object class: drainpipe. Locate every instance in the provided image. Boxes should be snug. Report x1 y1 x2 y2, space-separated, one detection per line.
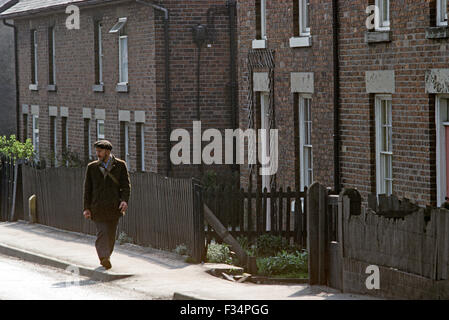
136 0 172 176
332 0 341 193
3 19 20 141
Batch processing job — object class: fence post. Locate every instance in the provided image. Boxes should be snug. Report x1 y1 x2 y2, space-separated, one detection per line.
192 179 206 263
307 182 328 286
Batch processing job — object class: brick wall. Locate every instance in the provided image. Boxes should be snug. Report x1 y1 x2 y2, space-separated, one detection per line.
338 0 449 206
15 0 234 178
236 0 336 192
0 23 16 136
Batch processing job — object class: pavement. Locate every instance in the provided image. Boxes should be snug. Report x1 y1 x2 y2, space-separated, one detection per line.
0 221 376 300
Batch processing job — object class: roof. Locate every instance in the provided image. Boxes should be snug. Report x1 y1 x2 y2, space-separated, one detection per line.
0 0 18 14
0 0 120 19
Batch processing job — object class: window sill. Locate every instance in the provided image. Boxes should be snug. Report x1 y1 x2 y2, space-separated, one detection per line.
93 84 104 92
426 26 449 39
289 36 312 48
29 84 38 91
47 84 57 92
252 39 267 49
116 83 129 93
365 31 392 44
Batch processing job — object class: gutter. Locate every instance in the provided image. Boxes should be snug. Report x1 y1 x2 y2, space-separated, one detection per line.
136 0 172 177
332 0 341 193
0 0 126 20
3 19 20 142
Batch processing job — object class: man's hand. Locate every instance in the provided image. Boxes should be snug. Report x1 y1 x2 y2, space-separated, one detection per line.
83 210 92 220
119 201 128 214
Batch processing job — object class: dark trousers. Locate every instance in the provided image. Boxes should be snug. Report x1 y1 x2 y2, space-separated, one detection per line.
94 218 119 261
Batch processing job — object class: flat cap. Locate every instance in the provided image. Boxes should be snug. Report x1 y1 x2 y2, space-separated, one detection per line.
94 140 113 150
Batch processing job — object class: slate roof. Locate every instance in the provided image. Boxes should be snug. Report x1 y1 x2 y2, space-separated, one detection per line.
0 0 18 14
0 0 119 19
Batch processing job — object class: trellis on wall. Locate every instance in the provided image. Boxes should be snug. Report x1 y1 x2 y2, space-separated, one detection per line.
246 49 276 192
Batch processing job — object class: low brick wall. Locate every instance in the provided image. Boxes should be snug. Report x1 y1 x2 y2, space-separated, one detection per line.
342 258 449 300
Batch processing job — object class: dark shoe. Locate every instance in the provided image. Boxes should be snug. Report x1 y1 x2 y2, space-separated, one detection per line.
100 258 112 270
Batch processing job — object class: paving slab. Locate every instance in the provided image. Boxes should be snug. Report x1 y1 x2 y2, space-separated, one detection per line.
0 221 377 300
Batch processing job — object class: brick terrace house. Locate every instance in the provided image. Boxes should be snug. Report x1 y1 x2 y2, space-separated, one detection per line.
236 0 338 194
0 0 18 136
0 0 237 178
236 0 449 208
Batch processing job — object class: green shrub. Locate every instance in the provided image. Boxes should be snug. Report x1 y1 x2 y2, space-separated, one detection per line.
255 235 290 257
0 135 34 160
257 250 308 276
206 242 233 265
174 244 188 256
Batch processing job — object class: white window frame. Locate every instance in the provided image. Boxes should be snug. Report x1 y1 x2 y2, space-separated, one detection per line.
32 115 39 157
140 124 145 172
299 0 311 36
97 119 105 140
436 95 449 207
62 116 69 167
32 30 38 85
51 116 57 166
87 120 92 159
299 95 313 192
49 27 56 85
261 0 267 40
124 122 130 167
109 17 128 85
375 0 390 31
437 0 448 27
98 22 104 84
375 95 393 196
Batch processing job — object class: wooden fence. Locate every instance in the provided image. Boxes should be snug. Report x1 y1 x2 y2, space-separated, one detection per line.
0 157 19 222
203 186 307 247
21 165 205 262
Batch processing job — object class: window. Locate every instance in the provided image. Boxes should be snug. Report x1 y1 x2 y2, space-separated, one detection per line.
32 115 39 157
50 116 57 166
299 96 313 191
120 121 130 168
48 27 56 85
109 18 128 84
436 96 449 206
437 0 448 26
61 117 68 166
375 0 390 30
256 0 267 40
375 96 393 196
97 120 105 140
31 30 38 85
94 21 103 85
23 114 28 142
84 119 91 162
136 123 145 172
299 0 310 36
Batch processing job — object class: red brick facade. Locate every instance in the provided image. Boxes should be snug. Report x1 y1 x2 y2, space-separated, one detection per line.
10 0 234 178
236 0 449 207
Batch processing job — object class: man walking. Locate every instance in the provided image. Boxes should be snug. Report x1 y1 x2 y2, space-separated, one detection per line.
83 140 131 270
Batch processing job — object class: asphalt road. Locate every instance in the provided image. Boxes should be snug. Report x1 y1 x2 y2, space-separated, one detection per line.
0 253 154 300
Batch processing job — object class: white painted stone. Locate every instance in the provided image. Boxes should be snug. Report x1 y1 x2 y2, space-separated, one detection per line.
253 72 270 92
365 70 395 93
83 108 91 119
48 106 58 117
291 72 314 93
425 69 449 94
60 107 69 118
119 110 131 122
135 111 146 123
22 104 29 114
95 109 106 120
31 105 39 116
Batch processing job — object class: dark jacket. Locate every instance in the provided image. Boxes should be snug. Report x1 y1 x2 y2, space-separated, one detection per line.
83 155 131 221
